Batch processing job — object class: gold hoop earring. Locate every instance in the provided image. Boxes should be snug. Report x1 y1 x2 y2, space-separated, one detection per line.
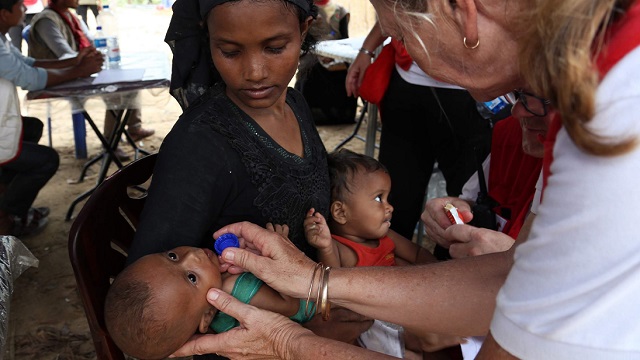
463 37 480 49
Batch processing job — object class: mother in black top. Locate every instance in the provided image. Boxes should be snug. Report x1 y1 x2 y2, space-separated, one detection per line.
128 0 329 264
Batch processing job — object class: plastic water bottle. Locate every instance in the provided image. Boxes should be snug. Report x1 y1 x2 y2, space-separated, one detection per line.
106 36 121 68
482 96 510 115
93 26 109 69
97 5 121 68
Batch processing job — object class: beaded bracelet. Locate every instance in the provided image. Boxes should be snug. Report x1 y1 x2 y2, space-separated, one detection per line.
359 47 375 59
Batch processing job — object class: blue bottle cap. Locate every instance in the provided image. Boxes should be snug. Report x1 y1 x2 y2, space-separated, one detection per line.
214 233 240 255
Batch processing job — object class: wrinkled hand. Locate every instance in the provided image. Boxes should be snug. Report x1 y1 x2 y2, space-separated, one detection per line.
214 222 317 298
304 307 373 345
421 197 473 249
444 225 515 258
266 222 289 239
345 52 373 98
171 289 312 359
303 208 332 251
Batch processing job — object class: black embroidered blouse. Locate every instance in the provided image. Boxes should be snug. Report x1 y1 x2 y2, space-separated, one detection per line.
128 84 330 263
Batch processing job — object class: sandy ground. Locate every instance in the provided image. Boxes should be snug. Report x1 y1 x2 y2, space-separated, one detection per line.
3 3 393 359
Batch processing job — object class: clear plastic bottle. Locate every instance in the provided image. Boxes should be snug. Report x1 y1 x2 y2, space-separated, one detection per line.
106 36 121 69
96 5 121 68
93 26 109 70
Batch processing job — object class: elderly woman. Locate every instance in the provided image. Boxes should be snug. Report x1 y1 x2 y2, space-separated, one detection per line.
172 0 640 358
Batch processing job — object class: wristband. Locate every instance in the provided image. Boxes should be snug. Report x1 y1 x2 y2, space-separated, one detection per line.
359 47 375 58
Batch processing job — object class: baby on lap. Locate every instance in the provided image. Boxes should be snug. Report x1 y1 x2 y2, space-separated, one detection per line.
104 231 314 359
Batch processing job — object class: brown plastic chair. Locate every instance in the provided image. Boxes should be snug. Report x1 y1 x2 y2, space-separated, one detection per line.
68 153 157 360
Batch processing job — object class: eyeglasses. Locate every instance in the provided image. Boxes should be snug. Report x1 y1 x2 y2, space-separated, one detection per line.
505 89 551 117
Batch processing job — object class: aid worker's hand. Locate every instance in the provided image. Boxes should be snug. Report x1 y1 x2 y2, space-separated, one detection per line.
421 197 473 249
171 288 311 359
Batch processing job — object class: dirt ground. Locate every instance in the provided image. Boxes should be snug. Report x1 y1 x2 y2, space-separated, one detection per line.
3 3 391 359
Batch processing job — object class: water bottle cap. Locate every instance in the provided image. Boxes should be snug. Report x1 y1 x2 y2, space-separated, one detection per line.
214 233 240 255
103 4 109 9
96 26 102 30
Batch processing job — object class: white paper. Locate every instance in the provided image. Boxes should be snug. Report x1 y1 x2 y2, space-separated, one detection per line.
92 69 145 85
357 320 405 358
461 336 486 360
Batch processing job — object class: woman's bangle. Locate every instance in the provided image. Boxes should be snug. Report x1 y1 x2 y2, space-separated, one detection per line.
305 262 323 318
320 266 331 321
359 47 375 59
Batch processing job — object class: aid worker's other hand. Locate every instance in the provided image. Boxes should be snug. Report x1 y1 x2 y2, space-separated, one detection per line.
171 288 312 359
421 197 473 249
444 225 515 258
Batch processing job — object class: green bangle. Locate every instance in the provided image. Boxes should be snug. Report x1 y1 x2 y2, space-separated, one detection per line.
359 48 375 58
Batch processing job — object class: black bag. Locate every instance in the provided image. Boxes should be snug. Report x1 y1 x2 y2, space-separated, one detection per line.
434 147 497 261
468 148 498 230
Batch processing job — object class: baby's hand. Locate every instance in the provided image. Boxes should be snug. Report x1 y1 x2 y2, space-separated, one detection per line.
266 222 289 239
304 208 332 250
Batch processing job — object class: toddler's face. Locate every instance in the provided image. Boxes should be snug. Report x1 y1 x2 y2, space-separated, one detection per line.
341 169 394 240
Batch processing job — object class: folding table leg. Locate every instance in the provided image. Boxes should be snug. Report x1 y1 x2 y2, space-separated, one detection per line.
333 100 368 152
72 112 88 159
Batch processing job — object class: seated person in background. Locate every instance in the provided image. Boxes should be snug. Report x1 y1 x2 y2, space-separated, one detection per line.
7 0 45 52
304 149 460 359
294 0 356 125
423 94 552 259
105 241 316 360
1 0 102 236
28 0 154 161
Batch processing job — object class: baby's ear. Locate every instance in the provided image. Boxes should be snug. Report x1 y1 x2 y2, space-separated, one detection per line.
331 201 348 225
199 307 218 333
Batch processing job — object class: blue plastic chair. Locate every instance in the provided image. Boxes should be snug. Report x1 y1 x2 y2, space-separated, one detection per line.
21 24 31 42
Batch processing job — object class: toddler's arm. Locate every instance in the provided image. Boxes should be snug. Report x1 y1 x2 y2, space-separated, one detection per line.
388 230 437 265
304 209 341 267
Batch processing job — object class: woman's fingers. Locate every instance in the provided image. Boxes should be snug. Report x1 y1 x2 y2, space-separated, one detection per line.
171 289 304 359
170 291 250 357
215 221 316 298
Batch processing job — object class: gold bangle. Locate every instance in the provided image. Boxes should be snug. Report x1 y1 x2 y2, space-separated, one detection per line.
305 262 322 318
315 264 325 313
359 47 375 59
320 266 331 321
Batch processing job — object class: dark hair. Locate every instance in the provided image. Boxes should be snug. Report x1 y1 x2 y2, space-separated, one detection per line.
0 0 19 11
278 0 317 54
205 0 318 54
104 268 182 359
328 149 387 202
165 0 318 109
